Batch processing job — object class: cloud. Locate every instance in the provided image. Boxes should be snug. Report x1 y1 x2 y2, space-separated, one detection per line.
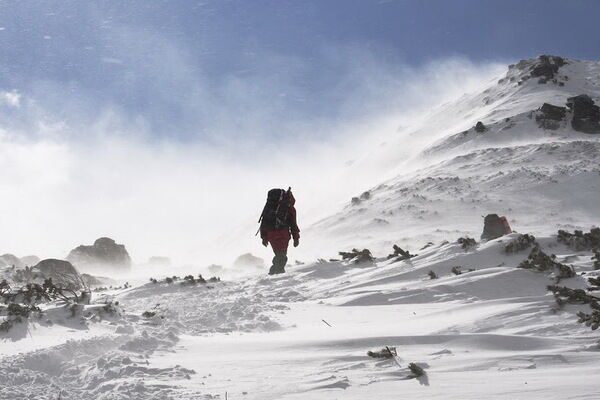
0 90 21 107
0 13 506 270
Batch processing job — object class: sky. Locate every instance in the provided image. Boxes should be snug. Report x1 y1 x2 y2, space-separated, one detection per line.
0 0 598 266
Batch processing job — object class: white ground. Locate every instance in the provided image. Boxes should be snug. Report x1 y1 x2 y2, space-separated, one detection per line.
2 56 600 399
2 235 600 399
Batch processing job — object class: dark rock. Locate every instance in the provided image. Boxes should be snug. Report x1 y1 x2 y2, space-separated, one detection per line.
536 103 566 130
33 259 83 290
567 94 600 134
339 248 374 264
67 237 131 271
0 254 23 269
474 121 486 133
233 253 265 269
539 103 566 121
530 55 566 80
481 214 512 241
20 255 40 267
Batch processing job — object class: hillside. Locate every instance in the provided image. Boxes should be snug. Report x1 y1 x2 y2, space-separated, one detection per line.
2 55 600 400
307 56 600 257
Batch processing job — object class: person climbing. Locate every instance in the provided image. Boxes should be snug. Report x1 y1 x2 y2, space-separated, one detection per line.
258 187 300 275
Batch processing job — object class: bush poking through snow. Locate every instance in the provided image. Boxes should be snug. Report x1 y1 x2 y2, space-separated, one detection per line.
428 270 438 279
588 276 600 290
518 246 575 282
505 234 537 253
182 275 207 285
577 310 600 331
149 278 158 284
339 249 374 264
593 251 600 270
451 266 462 275
408 363 425 377
457 237 477 250
367 346 397 358
387 245 416 261
547 285 599 307
557 228 600 251
142 311 156 318
548 285 600 331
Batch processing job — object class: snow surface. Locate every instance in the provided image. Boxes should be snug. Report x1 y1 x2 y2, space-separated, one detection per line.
2 235 599 399
2 56 600 399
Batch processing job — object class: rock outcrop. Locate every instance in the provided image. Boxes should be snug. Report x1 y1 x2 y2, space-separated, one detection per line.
474 121 486 133
536 103 566 130
233 253 265 269
0 254 23 269
147 256 171 267
67 237 131 271
567 94 600 134
20 255 40 267
33 259 84 290
530 55 566 81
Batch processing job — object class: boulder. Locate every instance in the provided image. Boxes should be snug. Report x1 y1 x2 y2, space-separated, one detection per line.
481 214 512 241
536 103 566 130
67 237 131 271
0 253 24 269
233 253 265 269
208 264 224 274
530 55 566 81
567 94 600 134
474 121 486 133
20 255 41 267
33 259 83 290
147 256 171 267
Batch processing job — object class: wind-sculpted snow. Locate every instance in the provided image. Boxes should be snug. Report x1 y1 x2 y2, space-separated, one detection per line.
2 233 600 399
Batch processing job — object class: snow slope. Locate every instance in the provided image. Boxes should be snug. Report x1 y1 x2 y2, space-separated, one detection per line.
2 56 600 399
305 56 600 258
2 234 599 399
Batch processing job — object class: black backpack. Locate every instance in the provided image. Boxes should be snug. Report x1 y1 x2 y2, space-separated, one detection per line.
259 188 292 230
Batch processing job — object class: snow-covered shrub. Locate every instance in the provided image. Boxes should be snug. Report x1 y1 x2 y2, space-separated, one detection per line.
577 310 600 331
593 251 600 270
428 270 438 279
408 363 425 377
457 237 477 250
557 228 600 251
339 248 374 264
142 311 156 318
182 274 207 285
548 285 600 331
518 246 575 282
367 346 396 358
387 245 415 261
505 234 537 253
451 266 462 275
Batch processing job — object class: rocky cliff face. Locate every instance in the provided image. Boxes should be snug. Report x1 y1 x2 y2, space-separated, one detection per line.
67 237 131 272
306 55 600 256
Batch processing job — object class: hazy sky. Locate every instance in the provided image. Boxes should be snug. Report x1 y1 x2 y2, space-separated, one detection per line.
0 0 598 140
0 0 597 263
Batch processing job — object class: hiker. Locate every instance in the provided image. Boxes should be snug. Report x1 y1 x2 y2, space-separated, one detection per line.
258 188 300 275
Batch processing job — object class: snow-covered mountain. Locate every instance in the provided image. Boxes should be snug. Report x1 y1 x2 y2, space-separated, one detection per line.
2 56 600 400
307 56 600 257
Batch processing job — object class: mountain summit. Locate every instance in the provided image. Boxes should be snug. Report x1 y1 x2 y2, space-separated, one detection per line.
308 56 600 255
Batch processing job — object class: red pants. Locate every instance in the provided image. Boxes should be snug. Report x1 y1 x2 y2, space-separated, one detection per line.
267 229 291 253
